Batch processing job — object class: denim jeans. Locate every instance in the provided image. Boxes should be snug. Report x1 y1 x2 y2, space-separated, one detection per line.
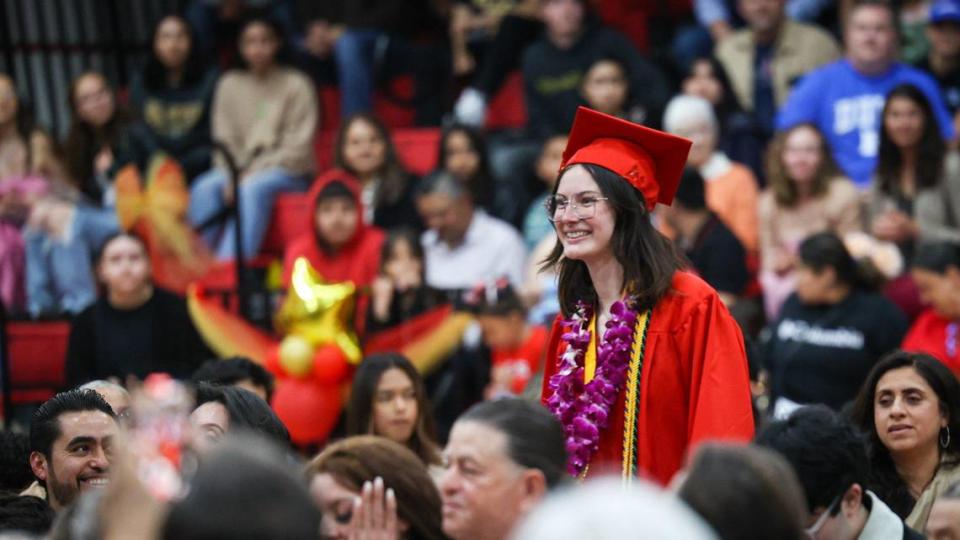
333 29 385 118
188 167 307 260
25 205 120 316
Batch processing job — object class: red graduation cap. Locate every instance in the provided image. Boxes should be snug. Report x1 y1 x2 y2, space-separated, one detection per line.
559 107 693 210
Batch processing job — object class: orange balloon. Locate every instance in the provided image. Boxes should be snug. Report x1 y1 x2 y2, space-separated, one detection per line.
271 379 341 445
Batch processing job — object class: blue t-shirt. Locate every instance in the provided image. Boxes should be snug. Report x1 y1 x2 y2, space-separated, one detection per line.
776 59 954 188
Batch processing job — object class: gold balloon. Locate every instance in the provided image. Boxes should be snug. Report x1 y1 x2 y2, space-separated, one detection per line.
278 335 314 378
275 258 362 364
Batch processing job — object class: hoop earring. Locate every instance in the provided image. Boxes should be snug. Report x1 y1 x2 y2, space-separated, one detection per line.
941 426 952 449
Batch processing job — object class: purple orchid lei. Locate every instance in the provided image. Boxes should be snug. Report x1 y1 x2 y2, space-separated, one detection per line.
546 297 640 476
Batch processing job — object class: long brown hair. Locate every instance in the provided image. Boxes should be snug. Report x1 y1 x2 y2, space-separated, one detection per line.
543 163 684 316
334 113 409 208
345 353 441 466
63 72 129 196
305 436 446 540
765 123 839 207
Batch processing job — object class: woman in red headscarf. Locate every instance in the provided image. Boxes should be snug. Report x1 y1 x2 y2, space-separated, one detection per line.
540 107 754 485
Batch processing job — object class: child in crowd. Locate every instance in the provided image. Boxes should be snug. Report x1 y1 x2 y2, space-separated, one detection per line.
521 134 567 251
368 229 447 334
283 169 385 337
579 57 645 124
467 280 547 398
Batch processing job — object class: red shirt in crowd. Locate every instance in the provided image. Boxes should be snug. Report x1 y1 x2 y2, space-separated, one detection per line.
902 309 960 376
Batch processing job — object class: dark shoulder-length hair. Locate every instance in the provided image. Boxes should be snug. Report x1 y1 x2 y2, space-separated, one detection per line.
798 232 883 291
334 112 409 207
438 123 493 207
765 123 841 207
195 384 291 448
849 350 960 517
233 10 293 70
686 56 744 121
876 84 945 196
142 14 206 90
345 353 441 466
543 163 684 316
63 72 129 191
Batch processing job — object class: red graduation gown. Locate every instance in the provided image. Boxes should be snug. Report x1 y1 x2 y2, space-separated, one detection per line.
541 271 754 485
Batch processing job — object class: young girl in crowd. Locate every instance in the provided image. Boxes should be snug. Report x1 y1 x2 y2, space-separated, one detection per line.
681 56 766 177
65 232 209 388
188 13 317 260
25 72 131 315
129 14 218 181
367 229 447 334
334 113 421 231
521 134 567 252
903 242 960 375
764 233 907 415
437 123 493 210
283 169 385 336
345 353 442 471
0 74 66 313
306 435 446 540
758 123 862 319
580 57 645 125
467 281 548 399
851 351 960 532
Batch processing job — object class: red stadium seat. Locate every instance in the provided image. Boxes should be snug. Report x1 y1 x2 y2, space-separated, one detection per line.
5 321 70 404
485 72 528 131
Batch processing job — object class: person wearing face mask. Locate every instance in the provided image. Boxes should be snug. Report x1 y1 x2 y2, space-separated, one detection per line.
851 351 960 532
64 232 209 388
757 404 925 540
539 106 753 484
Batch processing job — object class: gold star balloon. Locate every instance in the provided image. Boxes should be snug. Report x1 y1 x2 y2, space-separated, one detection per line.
275 258 362 364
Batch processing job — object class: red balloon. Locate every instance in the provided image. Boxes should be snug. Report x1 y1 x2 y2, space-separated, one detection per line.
312 345 349 385
264 346 283 377
271 378 341 445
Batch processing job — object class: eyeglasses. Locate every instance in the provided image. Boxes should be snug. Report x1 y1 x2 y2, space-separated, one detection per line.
544 192 609 222
804 494 841 539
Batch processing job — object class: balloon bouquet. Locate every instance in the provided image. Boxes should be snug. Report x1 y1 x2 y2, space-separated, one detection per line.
188 257 359 446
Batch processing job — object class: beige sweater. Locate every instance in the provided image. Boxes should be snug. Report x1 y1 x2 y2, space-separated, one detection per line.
211 67 317 177
758 177 863 272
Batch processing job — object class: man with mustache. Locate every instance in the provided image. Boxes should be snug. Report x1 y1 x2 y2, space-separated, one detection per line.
28 389 118 511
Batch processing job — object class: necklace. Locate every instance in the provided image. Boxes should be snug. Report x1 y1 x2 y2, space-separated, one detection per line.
546 297 649 476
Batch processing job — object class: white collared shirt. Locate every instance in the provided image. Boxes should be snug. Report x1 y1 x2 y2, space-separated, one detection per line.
422 210 527 290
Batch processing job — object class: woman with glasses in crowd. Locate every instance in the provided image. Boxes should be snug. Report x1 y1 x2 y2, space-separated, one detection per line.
539 107 753 485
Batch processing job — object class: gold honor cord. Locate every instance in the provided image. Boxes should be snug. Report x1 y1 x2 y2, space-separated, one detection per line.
621 309 652 484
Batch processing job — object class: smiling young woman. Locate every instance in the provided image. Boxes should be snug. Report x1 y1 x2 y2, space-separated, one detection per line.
539 107 754 485
850 351 960 532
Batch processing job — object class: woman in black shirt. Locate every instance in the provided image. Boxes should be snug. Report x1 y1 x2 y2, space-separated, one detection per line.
65 232 209 387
